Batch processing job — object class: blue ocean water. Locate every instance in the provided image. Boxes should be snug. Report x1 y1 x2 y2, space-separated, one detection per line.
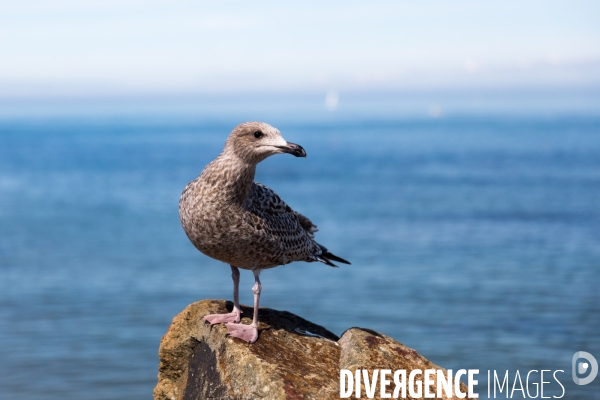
0 106 599 398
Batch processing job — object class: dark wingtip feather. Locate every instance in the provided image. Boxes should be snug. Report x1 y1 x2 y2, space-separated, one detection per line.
315 256 339 268
316 243 351 265
323 251 351 265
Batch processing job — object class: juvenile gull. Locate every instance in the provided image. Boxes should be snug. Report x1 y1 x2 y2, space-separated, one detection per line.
179 122 349 343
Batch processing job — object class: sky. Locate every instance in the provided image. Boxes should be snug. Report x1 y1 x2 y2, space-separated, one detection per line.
1 0 599 97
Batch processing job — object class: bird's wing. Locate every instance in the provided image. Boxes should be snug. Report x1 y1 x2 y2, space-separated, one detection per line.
244 182 349 267
245 182 320 263
249 182 318 237
292 211 319 238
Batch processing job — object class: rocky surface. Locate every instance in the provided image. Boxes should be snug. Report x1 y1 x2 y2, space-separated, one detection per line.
155 300 475 400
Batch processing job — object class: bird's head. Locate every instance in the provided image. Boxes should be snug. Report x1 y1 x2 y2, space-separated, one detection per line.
224 121 306 164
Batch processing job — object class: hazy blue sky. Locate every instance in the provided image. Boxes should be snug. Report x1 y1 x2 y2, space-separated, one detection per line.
1 1 599 96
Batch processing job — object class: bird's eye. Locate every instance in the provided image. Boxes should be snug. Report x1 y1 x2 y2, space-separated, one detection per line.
253 130 263 139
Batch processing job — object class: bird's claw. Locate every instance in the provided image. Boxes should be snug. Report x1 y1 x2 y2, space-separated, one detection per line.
202 312 241 325
225 322 259 343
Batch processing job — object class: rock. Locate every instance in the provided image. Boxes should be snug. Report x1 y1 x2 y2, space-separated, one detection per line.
154 300 476 400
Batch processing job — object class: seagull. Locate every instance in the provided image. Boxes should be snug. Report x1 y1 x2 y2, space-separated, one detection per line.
179 122 350 343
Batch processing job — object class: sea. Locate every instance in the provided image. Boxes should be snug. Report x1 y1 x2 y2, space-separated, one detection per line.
0 92 599 399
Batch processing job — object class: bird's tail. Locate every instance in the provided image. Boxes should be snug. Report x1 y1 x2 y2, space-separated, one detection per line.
314 243 351 268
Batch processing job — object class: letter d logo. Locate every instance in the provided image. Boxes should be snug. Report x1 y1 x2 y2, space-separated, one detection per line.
572 351 598 385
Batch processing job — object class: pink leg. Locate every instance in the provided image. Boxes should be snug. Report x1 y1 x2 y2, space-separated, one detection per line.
203 265 242 325
226 269 261 343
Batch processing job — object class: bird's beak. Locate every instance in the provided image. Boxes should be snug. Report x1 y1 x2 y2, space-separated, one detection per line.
276 142 307 157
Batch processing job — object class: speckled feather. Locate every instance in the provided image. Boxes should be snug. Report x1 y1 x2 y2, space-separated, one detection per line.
179 121 347 271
